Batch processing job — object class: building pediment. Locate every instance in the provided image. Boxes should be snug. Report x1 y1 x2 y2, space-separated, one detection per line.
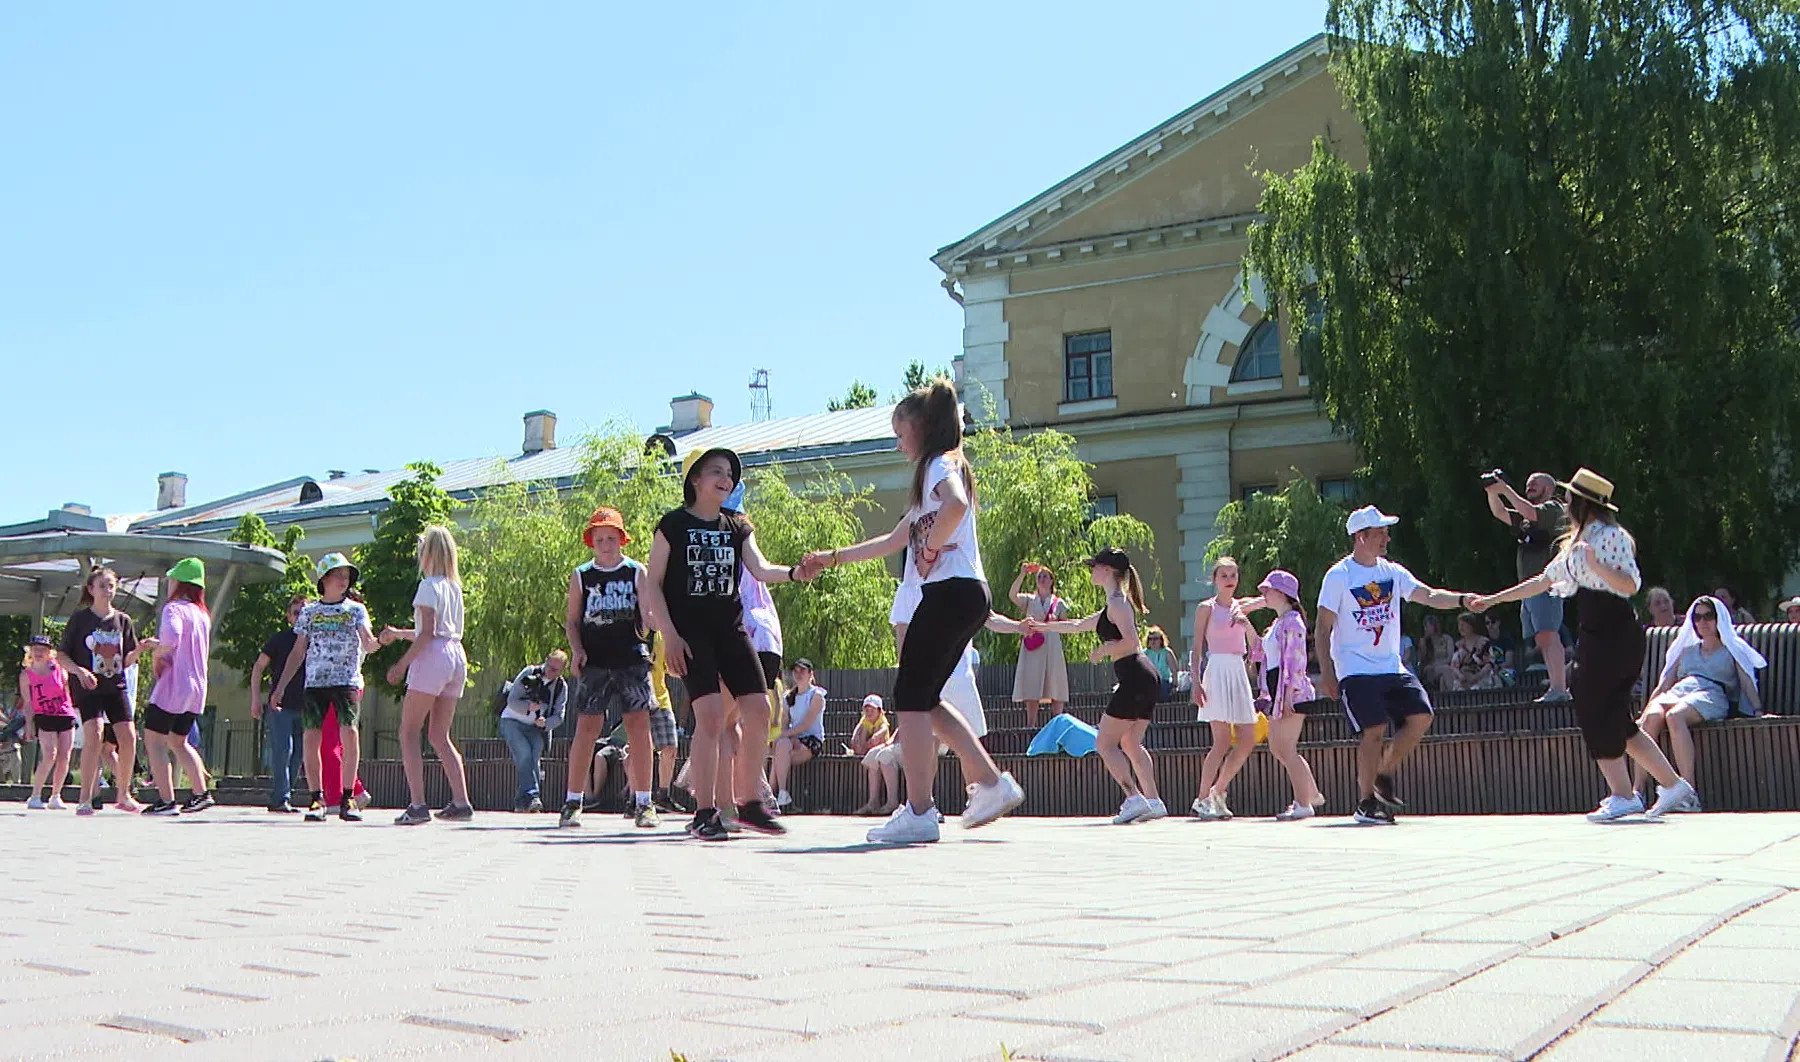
934 34 1334 277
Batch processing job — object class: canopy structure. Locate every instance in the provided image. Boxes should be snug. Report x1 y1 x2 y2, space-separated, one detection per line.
0 523 288 633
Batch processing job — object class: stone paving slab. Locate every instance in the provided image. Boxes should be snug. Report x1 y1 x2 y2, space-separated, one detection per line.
3 804 1800 1061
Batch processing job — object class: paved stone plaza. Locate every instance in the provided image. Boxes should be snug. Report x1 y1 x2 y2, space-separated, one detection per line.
4 806 1799 1062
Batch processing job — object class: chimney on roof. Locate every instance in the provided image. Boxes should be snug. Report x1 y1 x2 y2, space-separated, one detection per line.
669 393 714 435
523 409 557 455
327 470 347 480
156 472 188 511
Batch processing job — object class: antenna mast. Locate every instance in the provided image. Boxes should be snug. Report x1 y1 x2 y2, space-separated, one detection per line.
749 368 772 422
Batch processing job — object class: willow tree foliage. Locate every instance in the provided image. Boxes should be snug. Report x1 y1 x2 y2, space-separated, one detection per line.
1249 0 1800 605
1205 474 1353 612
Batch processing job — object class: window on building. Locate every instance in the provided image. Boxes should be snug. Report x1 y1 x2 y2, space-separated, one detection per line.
1064 331 1114 402
1230 320 1283 382
1088 495 1119 521
1240 483 1279 503
1318 477 1357 504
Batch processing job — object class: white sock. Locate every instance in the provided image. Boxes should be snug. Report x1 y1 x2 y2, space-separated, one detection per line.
634 791 651 807
566 791 582 805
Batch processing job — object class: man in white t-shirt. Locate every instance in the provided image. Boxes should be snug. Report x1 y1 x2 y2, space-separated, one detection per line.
1317 506 1481 825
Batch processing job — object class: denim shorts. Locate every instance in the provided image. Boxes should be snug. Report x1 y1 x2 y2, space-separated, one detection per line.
1521 592 1564 641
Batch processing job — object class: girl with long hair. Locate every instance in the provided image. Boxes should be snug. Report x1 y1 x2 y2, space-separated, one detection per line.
1190 556 1260 819
21 636 77 809
806 378 1024 843
1474 470 1696 821
381 525 474 824
58 566 153 813
1027 548 1166 824
1009 562 1070 727
143 558 214 816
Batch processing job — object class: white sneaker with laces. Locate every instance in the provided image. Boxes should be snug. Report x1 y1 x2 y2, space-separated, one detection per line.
1191 794 1218 820
1274 801 1316 821
867 804 941 844
1111 794 1150 825
1138 798 1169 821
1646 779 1696 820
1212 792 1234 820
48 795 68 810
1587 793 1647 822
962 772 1024 828
776 790 792 808
26 795 45 809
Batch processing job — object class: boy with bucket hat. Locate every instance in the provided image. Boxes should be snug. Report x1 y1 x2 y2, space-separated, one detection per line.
271 553 380 822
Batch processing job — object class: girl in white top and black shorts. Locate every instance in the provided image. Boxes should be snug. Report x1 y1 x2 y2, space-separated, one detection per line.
1474 469 1697 822
808 379 1024 844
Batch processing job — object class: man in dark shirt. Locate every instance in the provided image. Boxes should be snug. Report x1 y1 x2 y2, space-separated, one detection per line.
250 594 311 812
1485 472 1570 702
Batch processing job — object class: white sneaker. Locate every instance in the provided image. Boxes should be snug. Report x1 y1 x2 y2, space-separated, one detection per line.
775 790 793 808
48 795 68 810
1587 794 1647 822
962 772 1024 829
1212 792 1233 820
1275 801 1316 821
26 795 45 809
1646 779 1696 820
1139 798 1169 821
1191 794 1218 820
866 804 941 844
1677 791 1704 814
1112 794 1150 825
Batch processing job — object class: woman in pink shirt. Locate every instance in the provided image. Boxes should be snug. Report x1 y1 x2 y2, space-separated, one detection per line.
142 558 215 816
21 635 77 809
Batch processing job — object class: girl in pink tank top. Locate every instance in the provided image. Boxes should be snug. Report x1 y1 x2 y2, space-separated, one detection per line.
1189 557 1260 819
20 636 76 809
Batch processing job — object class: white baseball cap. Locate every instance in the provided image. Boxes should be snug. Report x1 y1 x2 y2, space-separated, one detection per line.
862 694 884 709
1345 505 1400 536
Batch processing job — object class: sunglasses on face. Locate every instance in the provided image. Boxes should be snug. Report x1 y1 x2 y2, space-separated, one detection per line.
1695 612 1717 622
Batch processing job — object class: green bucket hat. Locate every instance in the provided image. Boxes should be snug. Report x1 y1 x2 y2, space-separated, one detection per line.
313 552 359 592
165 557 206 588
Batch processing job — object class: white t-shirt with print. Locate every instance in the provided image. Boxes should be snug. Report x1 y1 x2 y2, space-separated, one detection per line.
907 455 984 586
413 576 464 639
295 598 372 689
1317 556 1421 678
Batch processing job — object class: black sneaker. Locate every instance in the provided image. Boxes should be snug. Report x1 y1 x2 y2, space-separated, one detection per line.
734 801 787 836
339 802 363 822
268 803 299 814
180 791 215 813
1352 798 1396 825
435 804 473 822
1373 774 1405 810
690 811 730 841
652 790 680 815
143 800 180 816
558 799 582 828
665 787 696 814
526 796 543 813
90 796 105 812
394 804 431 825
303 800 327 823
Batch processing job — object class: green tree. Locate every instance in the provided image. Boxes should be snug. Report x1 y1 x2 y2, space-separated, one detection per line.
213 514 315 681
1248 0 1800 604
1204 475 1351 611
461 428 679 684
355 462 465 692
901 360 952 395
966 423 1159 664
827 380 879 412
741 464 898 669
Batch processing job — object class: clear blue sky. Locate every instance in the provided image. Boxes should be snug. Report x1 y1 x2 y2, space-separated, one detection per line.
1 1 1327 522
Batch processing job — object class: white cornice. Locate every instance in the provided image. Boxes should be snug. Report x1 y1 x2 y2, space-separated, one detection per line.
932 34 1330 274
951 212 1262 277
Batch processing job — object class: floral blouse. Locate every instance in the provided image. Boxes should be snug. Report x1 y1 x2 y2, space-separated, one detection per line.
1261 611 1316 718
1544 522 1641 599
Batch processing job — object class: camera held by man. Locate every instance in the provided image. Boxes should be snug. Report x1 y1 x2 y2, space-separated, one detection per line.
1482 469 1571 703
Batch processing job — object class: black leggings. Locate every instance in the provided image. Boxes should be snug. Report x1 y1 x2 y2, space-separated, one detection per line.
1571 589 1645 760
892 579 989 712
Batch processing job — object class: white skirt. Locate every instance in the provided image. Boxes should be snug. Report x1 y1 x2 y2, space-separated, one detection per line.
1199 653 1257 725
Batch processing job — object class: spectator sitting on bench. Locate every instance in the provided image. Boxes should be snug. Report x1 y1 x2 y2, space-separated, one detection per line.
1645 586 1679 628
851 694 898 816
1780 595 1800 625
1635 595 1767 812
1714 584 1755 626
769 658 826 811
1450 614 1502 691
1415 613 1455 692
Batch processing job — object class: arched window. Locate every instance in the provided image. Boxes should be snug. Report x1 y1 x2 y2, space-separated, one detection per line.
1229 319 1282 382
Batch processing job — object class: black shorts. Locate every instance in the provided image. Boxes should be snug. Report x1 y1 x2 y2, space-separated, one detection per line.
795 735 824 757
1105 653 1161 721
1339 672 1434 733
893 578 989 713
680 623 767 701
77 689 133 725
758 651 783 688
303 687 360 730
102 724 118 746
143 705 199 736
32 715 76 734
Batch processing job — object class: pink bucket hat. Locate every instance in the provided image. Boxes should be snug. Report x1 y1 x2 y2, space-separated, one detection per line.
1258 569 1300 602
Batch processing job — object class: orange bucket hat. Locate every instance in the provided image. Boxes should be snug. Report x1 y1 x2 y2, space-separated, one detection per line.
583 507 630 548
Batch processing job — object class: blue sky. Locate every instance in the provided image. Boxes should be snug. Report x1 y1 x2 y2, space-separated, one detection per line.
1 1 1327 522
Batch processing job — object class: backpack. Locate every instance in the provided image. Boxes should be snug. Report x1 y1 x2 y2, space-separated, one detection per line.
490 679 513 716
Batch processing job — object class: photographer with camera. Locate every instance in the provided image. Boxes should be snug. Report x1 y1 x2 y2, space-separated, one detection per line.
1483 470 1570 703
497 650 570 813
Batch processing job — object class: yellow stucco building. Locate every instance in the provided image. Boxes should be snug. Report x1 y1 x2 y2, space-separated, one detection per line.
932 34 1362 644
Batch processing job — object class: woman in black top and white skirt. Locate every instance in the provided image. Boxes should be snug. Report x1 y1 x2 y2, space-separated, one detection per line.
1027 548 1166 825
1473 469 1697 822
